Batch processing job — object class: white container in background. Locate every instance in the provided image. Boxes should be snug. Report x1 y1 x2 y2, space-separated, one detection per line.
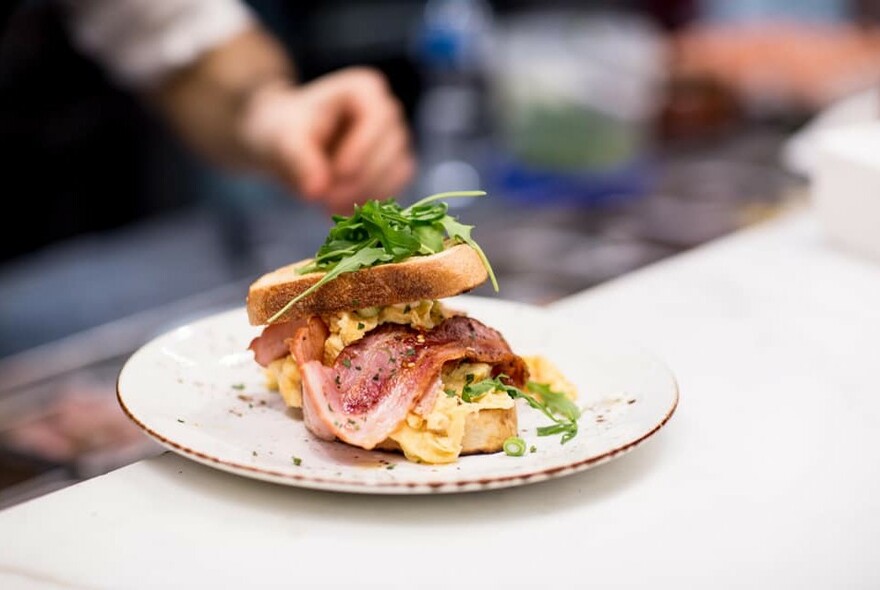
813 123 880 261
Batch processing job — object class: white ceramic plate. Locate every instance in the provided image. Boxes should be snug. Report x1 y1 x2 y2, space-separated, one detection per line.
118 296 678 494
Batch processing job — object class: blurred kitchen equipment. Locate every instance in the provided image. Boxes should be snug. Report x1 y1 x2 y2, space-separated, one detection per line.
812 123 880 261
641 156 793 247
416 0 494 198
488 11 667 204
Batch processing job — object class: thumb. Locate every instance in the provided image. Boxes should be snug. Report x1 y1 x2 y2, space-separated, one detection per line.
278 135 331 199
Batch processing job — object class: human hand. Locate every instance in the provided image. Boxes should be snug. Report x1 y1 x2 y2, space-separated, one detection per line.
241 67 416 214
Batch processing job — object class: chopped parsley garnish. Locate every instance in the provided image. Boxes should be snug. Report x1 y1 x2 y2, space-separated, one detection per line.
292 456 302 466
231 383 245 391
530 445 537 453
342 358 351 368
266 191 498 323
357 322 365 330
176 418 185 424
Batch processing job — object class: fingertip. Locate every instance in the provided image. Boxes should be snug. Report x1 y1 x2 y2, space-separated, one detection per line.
327 200 355 217
300 171 329 200
281 139 330 200
399 155 416 185
333 153 358 179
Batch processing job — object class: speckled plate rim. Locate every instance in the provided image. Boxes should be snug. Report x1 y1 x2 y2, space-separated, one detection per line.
117 297 679 494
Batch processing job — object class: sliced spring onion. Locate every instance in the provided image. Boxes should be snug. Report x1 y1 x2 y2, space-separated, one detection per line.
503 436 527 457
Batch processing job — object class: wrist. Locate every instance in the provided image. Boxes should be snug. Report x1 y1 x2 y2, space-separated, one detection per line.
237 78 298 171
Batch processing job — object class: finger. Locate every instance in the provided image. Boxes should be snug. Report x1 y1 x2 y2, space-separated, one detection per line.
349 126 409 199
276 135 331 199
366 156 416 201
323 153 415 213
320 180 365 214
326 74 404 178
321 124 410 204
334 104 400 179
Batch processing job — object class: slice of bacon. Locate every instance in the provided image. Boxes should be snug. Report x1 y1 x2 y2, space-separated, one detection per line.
294 316 528 449
289 318 336 441
248 318 306 367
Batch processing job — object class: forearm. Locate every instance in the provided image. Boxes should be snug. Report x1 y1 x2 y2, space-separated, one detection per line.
151 27 295 169
62 0 414 208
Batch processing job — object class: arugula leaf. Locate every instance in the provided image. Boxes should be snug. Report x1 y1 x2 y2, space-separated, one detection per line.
267 191 498 323
413 224 445 255
460 379 500 403
438 216 499 291
526 381 581 422
404 190 487 210
457 375 581 445
267 245 392 323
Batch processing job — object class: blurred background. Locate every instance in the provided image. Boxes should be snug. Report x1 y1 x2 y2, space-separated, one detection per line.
1 0 878 506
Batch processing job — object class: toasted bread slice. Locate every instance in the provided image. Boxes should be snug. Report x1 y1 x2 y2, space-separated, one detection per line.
374 406 518 457
247 244 488 325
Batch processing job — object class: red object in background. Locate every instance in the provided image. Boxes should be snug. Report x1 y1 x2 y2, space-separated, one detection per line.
1 384 146 463
659 75 741 141
673 24 880 113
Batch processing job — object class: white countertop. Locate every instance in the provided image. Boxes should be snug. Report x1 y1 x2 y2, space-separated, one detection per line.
2 210 880 589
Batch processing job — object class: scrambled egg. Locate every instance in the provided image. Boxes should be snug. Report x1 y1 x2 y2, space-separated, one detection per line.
386 362 514 464
265 357 302 408
522 355 578 401
322 299 453 364
263 301 577 464
387 357 579 464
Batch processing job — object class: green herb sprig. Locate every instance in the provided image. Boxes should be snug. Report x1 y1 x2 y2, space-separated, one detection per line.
460 376 581 445
266 191 497 323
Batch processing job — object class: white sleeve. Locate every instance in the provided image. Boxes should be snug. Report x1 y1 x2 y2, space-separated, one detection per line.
61 0 256 89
